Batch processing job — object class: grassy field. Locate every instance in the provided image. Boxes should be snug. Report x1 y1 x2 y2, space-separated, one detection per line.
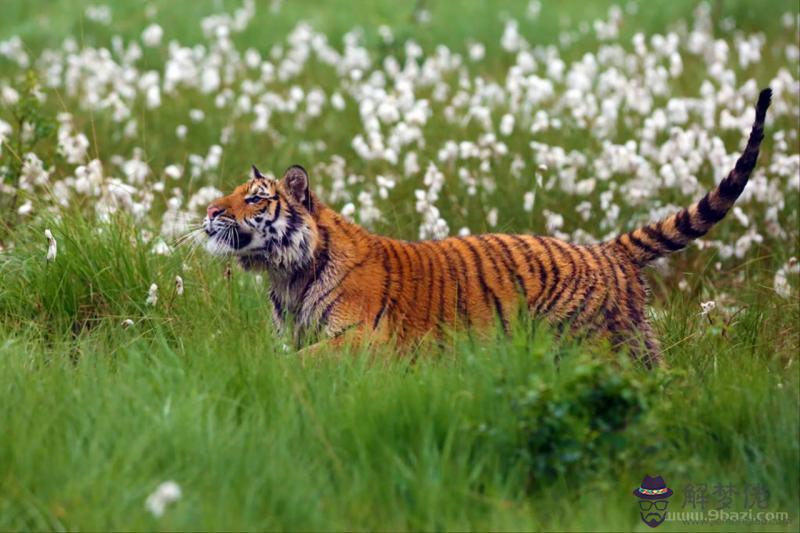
1 0 799 531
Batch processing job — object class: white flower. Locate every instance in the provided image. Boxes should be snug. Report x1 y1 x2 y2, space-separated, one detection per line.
188 186 224 212
0 119 11 156
499 114 514 136
189 109 205 122
121 149 150 185
700 300 716 316
416 163 449 240
774 257 798 299
175 275 184 296
486 208 498 228
146 283 158 307
17 201 33 216
85 4 111 25
164 164 183 180
57 116 90 163
526 0 542 19
175 125 187 139
774 270 791 299
20 153 50 190
44 229 57 262
142 24 164 47
1 85 19 106
152 239 172 256
543 210 564 233
121 318 134 328
523 191 535 212
341 203 356 219
468 42 485 61
331 92 345 110
145 480 182 518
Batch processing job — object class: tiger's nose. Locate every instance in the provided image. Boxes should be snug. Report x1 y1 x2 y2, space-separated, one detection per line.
207 204 225 219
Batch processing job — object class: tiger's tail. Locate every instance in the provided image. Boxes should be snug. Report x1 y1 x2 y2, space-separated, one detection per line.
613 88 772 267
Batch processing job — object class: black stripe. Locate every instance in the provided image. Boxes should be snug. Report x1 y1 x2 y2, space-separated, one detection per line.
285 204 303 232
298 227 330 299
329 321 363 340
310 255 369 318
536 238 564 314
372 240 393 329
320 293 343 326
573 246 609 324
541 241 578 314
437 242 456 324
300 224 374 307
565 278 595 327
625 233 659 259
270 290 284 319
718 173 744 201
475 236 515 333
393 241 411 339
642 224 683 252
331 215 359 246
536 237 561 314
417 243 439 334
675 210 706 239
430 244 446 329
509 235 546 311
474 236 510 295
409 243 432 332
264 199 281 226
734 147 759 174
598 246 621 302
589 282 611 328
445 240 472 327
486 235 529 304
560 245 592 319
279 206 302 248
459 237 508 334
623 263 644 324
697 194 728 224
604 306 623 336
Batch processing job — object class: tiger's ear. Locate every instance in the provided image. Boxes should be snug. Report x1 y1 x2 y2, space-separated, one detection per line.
252 164 266 180
283 165 309 204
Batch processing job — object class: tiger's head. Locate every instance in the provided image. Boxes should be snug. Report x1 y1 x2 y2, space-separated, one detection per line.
203 164 319 271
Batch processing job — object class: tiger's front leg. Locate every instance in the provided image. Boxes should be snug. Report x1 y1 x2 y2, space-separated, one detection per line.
296 322 376 363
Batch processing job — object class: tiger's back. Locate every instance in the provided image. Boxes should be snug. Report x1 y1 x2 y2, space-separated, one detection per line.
281 215 655 362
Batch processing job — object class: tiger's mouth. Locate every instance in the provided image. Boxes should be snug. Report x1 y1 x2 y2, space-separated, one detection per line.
203 218 254 255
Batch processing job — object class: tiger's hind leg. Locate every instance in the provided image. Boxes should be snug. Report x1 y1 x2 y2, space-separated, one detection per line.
610 258 663 368
605 307 663 369
635 318 663 368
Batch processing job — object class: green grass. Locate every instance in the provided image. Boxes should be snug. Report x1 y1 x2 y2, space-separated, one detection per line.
0 0 799 531
0 217 797 531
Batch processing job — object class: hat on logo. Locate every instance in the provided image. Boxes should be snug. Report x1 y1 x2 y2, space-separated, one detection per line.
633 475 673 500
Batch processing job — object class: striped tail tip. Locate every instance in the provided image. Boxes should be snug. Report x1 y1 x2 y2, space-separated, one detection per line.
756 88 772 122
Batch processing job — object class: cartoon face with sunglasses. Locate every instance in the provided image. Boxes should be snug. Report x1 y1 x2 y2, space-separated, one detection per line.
633 475 674 528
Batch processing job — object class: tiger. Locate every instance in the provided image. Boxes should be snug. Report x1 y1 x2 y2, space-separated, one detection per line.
203 88 772 366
